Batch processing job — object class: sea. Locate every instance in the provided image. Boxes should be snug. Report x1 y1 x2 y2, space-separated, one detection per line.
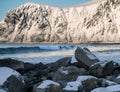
0 43 120 64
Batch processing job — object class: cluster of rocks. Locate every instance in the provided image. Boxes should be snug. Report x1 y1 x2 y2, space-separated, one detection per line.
0 47 120 92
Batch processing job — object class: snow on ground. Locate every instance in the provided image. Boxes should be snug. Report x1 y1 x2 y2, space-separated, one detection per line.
0 67 22 85
91 87 112 92
106 85 120 91
63 75 97 91
37 80 60 89
0 89 7 92
91 85 120 92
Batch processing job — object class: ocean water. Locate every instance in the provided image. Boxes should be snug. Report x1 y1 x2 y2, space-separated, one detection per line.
0 43 120 64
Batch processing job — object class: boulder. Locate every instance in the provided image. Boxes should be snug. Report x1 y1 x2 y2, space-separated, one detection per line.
53 66 88 82
63 76 98 92
75 47 99 69
98 78 117 87
4 75 25 92
0 58 24 72
47 57 72 72
33 80 61 92
0 67 25 92
89 61 120 77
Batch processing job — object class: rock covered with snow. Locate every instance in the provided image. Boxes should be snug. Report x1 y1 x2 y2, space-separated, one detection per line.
53 66 88 82
0 67 25 92
63 75 98 92
75 47 99 69
33 80 61 92
1 0 120 43
89 61 120 77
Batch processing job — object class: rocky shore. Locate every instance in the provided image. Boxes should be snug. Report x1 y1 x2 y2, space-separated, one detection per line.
0 46 120 92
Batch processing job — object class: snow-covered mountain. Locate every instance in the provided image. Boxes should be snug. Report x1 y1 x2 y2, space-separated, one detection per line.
0 0 120 43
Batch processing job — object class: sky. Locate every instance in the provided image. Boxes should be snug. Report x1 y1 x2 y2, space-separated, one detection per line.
0 0 90 20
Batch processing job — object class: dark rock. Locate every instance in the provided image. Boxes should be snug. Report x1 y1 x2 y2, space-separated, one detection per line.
80 76 99 91
98 78 117 87
23 63 34 72
3 75 26 92
0 58 24 72
47 57 72 72
63 76 98 92
53 66 88 82
33 80 61 92
75 47 99 69
105 76 116 81
89 61 120 77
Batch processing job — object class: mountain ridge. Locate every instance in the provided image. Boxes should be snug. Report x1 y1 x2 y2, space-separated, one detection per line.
0 0 120 43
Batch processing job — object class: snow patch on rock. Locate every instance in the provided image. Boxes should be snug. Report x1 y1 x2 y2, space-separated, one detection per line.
63 75 97 91
0 67 23 85
37 80 60 89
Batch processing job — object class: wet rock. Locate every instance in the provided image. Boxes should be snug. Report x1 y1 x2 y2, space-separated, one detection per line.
0 58 24 73
47 57 72 72
4 75 25 92
63 76 98 92
0 67 25 92
75 47 99 69
33 80 61 92
98 78 117 87
53 66 88 82
89 61 120 77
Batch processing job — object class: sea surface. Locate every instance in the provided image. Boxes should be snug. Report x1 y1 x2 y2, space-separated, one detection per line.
0 43 120 64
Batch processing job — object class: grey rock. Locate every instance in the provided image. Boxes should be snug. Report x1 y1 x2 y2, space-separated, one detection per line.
80 77 99 92
63 76 98 92
33 80 61 92
53 66 88 82
47 57 72 72
89 61 120 77
3 75 26 92
75 47 99 69
98 78 117 87
0 58 24 72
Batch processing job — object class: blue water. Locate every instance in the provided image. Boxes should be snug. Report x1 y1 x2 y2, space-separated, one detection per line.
0 43 120 64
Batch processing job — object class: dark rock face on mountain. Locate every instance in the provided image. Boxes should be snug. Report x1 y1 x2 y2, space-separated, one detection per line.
0 0 120 43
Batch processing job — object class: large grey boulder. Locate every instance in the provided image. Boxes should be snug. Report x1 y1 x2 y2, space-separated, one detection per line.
47 57 72 72
4 75 25 92
75 47 99 69
63 76 98 92
53 66 88 82
0 58 24 72
0 67 25 92
33 80 61 92
89 61 120 77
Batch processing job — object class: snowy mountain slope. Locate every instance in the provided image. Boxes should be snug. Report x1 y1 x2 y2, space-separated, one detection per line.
0 0 120 43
